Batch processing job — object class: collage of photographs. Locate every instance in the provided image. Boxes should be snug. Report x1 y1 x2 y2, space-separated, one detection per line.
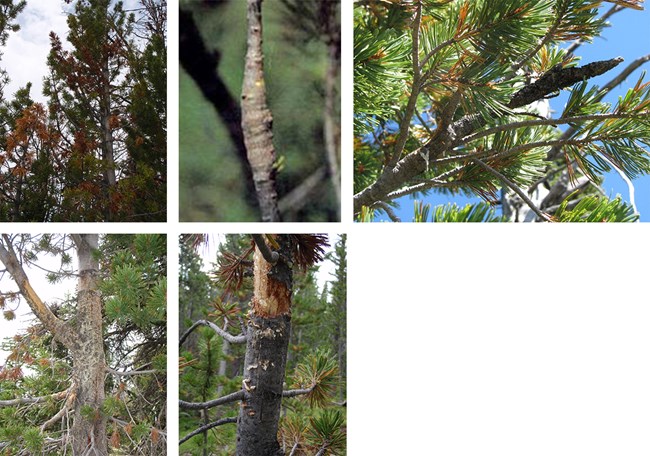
0 0 649 455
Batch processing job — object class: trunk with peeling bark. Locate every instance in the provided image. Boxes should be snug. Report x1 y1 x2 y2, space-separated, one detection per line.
0 234 108 455
69 234 107 455
241 0 280 222
236 235 293 456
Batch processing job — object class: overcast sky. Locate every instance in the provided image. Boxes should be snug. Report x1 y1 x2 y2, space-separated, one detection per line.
2 0 142 104
0 251 76 364
2 1 69 104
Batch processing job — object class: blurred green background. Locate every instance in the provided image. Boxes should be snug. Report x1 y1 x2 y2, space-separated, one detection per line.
179 0 339 221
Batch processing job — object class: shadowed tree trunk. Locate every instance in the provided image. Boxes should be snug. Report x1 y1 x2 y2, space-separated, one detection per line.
236 235 293 455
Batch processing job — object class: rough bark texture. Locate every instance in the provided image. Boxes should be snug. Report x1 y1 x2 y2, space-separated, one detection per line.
241 0 280 222
0 234 108 454
236 235 293 455
70 234 108 455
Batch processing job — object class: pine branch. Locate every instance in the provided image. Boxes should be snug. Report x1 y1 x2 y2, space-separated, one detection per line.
548 53 650 160
388 1 423 167
457 111 650 147
179 319 246 346
179 417 238 445
179 390 245 410
472 157 551 222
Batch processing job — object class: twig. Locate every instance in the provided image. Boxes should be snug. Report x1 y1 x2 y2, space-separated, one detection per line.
179 417 238 445
472 158 552 221
388 1 422 167
375 202 401 222
179 320 246 346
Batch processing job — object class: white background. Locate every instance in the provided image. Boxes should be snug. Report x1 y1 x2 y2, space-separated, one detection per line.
1 1 649 455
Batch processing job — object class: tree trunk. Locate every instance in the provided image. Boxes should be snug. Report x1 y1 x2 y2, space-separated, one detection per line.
70 234 107 455
0 234 108 454
236 235 293 456
241 0 280 222
323 20 340 220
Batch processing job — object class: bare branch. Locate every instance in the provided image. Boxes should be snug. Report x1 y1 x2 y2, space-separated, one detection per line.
242 0 280 221
179 390 245 411
179 417 238 445
0 386 71 408
180 319 247 346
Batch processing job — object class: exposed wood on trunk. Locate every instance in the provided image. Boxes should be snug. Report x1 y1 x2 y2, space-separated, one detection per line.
69 234 108 455
241 0 280 222
237 235 293 455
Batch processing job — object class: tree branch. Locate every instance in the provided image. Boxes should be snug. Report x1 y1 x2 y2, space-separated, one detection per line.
0 238 74 350
179 417 238 445
106 367 159 377
0 387 71 407
179 7 257 207
179 390 245 410
40 387 76 432
179 319 247 346
472 158 552 222
252 234 279 264
241 0 281 221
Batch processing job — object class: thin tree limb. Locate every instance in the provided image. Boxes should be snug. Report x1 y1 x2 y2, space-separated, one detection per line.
179 417 238 445
179 319 246 346
252 234 279 264
472 158 552 222
0 388 70 407
388 1 422 167
40 387 76 432
179 390 245 410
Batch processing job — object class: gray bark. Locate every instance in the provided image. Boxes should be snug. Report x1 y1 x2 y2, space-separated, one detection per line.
70 234 107 455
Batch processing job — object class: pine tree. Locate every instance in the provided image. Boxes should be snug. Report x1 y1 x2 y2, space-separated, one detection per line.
179 234 346 456
354 0 649 222
44 0 166 222
0 234 167 455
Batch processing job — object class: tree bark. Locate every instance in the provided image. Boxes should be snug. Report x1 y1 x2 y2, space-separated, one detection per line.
69 234 108 456
241 0 280 222
0 234 108 455
236 235 293 455
324 38 341 219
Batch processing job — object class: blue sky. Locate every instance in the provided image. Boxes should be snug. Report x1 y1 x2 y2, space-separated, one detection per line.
376 4 650 222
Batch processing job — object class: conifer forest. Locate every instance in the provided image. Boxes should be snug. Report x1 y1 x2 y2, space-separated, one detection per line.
179 234 347 455
0 0 166 222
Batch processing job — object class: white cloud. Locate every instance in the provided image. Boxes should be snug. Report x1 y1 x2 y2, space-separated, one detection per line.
2 0 69 103
1 0 144 104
